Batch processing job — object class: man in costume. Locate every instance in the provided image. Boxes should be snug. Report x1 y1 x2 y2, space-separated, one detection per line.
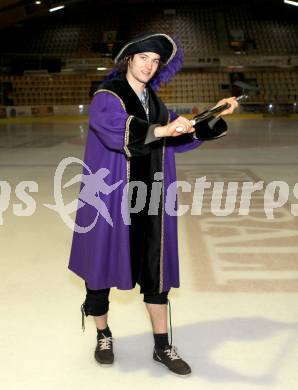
68 32 238 376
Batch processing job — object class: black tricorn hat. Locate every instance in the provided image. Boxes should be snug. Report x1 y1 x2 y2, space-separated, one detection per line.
112 33 177 65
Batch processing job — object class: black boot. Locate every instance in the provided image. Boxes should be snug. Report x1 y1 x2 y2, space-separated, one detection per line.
95 327 114 365
153 298 191 376
153 344 191 376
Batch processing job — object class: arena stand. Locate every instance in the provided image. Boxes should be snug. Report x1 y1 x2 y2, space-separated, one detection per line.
0 3 297 115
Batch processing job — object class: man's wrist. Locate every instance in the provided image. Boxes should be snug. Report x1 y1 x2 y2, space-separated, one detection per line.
154 126 165 137
144 124 163 144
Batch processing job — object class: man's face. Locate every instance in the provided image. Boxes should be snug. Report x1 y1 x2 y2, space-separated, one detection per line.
126 52 160 85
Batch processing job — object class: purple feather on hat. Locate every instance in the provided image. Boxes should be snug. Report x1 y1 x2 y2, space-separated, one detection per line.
150 36 184 91
103 36 184 91
104 67 119 82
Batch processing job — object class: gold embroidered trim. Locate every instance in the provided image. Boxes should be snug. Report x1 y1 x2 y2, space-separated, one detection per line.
124 116 134 184
93 89 126 111
159 111 170 293
124 115 133 166
159 138 166 293
114 33 177 65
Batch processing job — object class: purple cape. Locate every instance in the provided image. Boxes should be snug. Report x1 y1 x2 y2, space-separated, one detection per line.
68 83 203 292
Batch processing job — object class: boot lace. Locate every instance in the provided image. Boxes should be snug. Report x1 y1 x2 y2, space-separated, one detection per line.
98 335 113 350
164 345 180 361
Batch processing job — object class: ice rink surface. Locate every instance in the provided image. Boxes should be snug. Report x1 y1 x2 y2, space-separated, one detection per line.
1 116 298 390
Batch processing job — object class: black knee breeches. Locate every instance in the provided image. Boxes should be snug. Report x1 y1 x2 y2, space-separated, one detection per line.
83 284 111 316
83 282 169 316
143 291 169 304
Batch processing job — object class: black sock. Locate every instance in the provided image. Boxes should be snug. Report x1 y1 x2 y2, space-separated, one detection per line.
97 326 112 338
154 333 169 349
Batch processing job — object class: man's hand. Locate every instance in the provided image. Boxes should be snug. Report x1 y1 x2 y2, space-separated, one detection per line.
214 96 239 117
154 116 195 138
